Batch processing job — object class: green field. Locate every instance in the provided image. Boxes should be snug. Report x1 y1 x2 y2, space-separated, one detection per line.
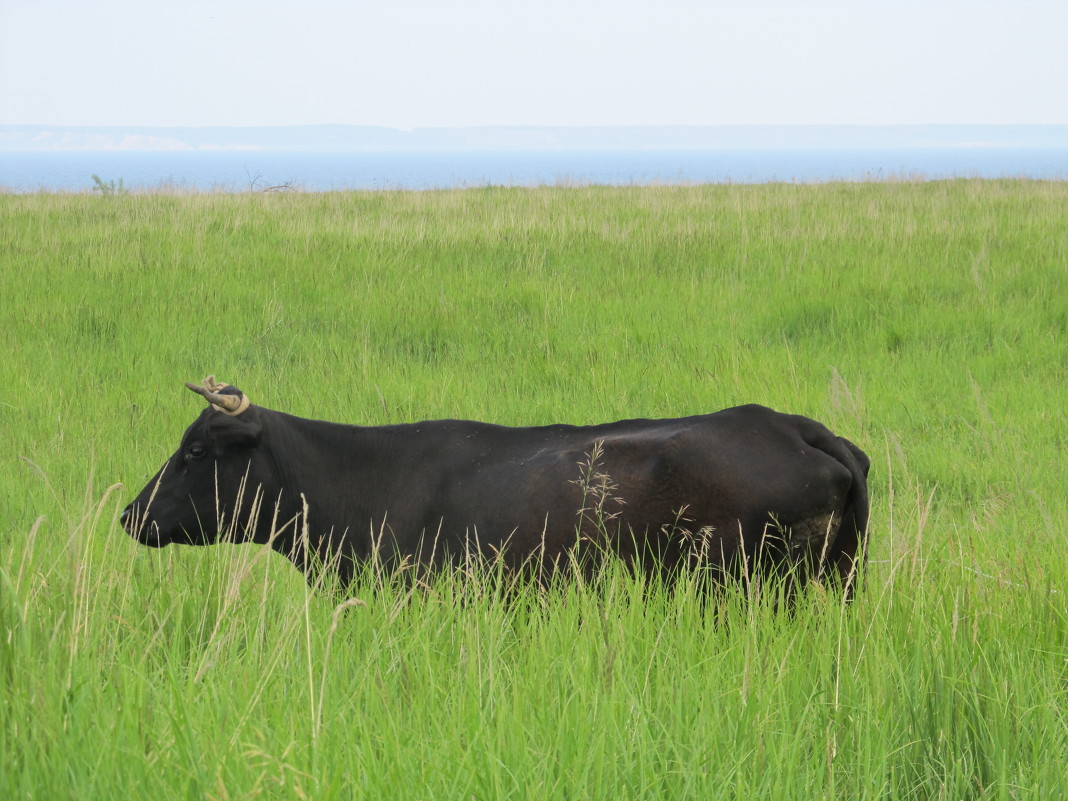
2 181 1067 799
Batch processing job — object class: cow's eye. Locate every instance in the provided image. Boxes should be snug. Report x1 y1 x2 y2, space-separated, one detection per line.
188 444 207 460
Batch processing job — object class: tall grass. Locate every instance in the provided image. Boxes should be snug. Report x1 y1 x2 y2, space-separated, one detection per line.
2 181 1067 798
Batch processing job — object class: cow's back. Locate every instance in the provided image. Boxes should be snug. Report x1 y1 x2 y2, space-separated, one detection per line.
398 405 865 579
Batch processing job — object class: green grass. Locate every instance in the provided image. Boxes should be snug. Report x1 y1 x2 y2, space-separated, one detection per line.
2 181 1067 799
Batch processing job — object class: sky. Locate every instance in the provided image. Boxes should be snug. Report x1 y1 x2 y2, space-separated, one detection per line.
2 1 1066 129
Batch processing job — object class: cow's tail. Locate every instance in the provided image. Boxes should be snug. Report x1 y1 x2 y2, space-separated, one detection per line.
811 433 871 599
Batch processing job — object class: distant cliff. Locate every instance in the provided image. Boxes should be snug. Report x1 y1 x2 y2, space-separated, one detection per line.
2 124 1066 152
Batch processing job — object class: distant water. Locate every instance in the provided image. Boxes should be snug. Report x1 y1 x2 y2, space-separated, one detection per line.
2 148 1066 192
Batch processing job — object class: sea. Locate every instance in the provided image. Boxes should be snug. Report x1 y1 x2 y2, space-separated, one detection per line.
2 147 1066 192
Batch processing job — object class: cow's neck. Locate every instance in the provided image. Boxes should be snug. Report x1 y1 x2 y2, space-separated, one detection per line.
257 409 403 581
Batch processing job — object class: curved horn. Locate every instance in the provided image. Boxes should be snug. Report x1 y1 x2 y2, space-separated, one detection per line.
185 382 243 411
185 378 249 415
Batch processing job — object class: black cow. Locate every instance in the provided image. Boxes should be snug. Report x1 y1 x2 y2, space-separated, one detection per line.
121 377 870 596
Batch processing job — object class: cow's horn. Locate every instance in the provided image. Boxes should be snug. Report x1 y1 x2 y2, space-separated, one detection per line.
185 377 250 416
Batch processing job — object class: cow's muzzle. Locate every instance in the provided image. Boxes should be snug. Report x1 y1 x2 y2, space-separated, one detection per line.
120 503 170 548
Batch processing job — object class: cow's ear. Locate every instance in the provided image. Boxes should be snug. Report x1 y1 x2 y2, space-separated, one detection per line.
208 409 262 450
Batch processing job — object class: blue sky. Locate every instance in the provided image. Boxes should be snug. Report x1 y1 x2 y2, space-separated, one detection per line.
2 1 1065 128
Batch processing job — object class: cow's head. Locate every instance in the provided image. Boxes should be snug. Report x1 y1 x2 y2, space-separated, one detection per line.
121 377 275 549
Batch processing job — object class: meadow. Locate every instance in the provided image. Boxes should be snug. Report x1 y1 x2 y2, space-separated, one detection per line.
1 180 1066 799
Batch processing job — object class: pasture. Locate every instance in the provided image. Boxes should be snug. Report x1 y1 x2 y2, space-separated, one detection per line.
2 180 1067 798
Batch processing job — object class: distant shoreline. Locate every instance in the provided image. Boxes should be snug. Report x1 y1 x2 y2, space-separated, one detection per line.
3 124 1067 154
